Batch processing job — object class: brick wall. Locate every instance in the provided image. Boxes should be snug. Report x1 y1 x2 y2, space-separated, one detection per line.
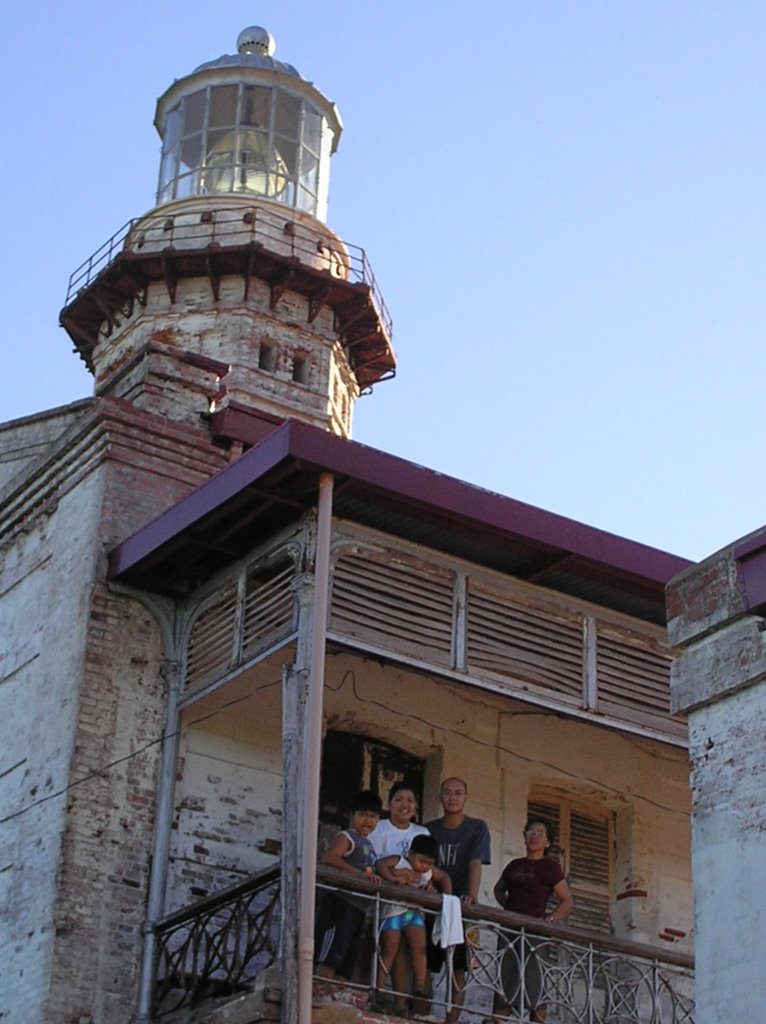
0 396 234 1023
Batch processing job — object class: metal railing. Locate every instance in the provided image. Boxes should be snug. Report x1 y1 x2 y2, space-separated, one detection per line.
151 865 279 1017
318 866 696 1024
149 865 695 1023
63 203 393 341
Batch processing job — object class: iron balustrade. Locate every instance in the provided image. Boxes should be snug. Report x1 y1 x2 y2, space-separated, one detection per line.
63 204 392 342
317 865 696 1024
148 864 695 1022
150 864 279 1017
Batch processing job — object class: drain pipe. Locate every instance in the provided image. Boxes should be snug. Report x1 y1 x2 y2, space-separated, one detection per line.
297 472 334 1024
137 655 183 1021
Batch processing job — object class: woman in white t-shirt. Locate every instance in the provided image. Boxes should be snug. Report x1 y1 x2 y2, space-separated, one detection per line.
369 781 429 859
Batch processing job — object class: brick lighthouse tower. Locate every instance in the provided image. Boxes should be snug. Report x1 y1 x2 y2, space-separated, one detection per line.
0 28 398 1024
60 26 395 444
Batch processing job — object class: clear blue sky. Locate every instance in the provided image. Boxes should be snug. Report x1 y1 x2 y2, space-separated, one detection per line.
3 1 765 563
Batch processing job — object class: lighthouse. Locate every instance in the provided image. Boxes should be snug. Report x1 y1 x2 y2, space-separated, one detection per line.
59 27 395 442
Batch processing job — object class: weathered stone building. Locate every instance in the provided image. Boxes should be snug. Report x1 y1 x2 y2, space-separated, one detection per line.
668 533 766 1024
1 26 696 1024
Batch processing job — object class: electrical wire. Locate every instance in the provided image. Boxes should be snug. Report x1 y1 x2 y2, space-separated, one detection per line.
0 677 280 827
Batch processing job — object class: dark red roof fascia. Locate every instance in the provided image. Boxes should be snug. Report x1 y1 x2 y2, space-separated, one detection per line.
109 419 692 587
734 531 766 615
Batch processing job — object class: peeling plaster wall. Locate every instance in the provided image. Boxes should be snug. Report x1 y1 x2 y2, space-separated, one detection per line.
0 400 93 493
1 399 232 1024
682 678 766 1020
0 472 104 1024
167 672 284 910
668 539 766 1023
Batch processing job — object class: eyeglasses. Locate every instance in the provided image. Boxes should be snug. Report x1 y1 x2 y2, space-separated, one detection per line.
525 829 548 838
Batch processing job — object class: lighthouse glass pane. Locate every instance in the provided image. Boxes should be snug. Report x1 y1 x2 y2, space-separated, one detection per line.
159 146 179 193
268 141 292 200
183 90 206 135
299 149 318 195
179 134 203 176
273 178 295 205
274 137 298 177
176 171 200 199
163 104 182 151
303 109 321 156
297 186 317 216
205 129 236 192
235 130 270 193
275 92 300 139
242 86 272 129
209 85 238 127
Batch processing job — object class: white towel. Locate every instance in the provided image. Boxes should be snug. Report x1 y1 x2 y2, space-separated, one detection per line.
432 893 464 948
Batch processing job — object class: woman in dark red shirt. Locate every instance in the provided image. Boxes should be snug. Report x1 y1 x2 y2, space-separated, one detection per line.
492 818 573 1022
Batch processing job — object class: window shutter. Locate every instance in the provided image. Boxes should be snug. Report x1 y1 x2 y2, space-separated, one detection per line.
330 548 454 664
185 588 238 689
568 809 611 934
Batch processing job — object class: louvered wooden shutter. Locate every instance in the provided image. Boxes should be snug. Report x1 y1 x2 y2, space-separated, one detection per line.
242 559 296 660
596 627 678 731
330 548 454 664
467 586 582 703
185 588 238 689
568 809 611 933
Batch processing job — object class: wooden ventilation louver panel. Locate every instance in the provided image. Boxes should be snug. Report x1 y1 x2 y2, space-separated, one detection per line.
185 588 238 689
568 810 612 935
467 585 583 703
330 548 454 665
596 628 680 733
242 559 297 660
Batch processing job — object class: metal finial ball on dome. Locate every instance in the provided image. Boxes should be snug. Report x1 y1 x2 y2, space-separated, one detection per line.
237 26 276 57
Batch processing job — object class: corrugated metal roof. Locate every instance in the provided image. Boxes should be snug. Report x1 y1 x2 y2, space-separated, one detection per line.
109 419 691 624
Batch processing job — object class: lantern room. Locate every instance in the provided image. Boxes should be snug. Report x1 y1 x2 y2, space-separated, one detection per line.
154 26 342 222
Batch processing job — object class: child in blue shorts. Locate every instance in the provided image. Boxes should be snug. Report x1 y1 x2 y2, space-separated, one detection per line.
376 833 452 1012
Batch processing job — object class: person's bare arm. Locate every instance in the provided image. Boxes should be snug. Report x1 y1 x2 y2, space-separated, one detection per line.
493 874 508 908
321 832 353 871
431 865 452 894
463 858 482 904
545 879 574 923
322 833 379 884
376 855 414 885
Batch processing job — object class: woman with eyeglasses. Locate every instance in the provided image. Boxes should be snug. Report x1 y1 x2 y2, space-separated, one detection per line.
491 818 573 1022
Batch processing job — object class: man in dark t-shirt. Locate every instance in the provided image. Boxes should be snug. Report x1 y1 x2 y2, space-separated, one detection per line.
425 777 491 1024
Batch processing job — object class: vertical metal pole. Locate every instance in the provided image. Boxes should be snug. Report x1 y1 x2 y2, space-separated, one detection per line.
280 662 304 1024
296 473 334 1024
136 657 183 1021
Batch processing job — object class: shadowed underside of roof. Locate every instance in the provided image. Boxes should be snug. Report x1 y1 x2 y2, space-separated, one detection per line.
108 419 691 624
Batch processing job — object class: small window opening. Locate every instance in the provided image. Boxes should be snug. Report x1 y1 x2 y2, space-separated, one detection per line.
292 352 309 384
259 343 277 373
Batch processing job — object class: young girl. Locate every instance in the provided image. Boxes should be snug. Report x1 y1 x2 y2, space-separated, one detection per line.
376 833 452 1014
